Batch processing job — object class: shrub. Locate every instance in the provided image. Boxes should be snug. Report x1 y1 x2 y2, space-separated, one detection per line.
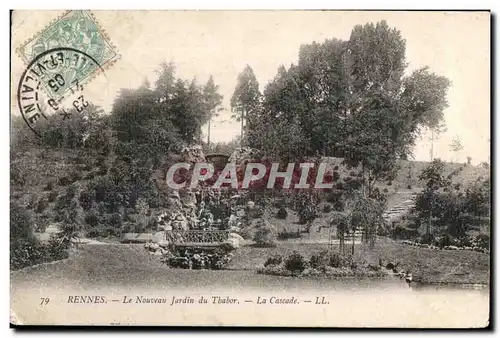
107 213 123 229
135 198 150 216
35 210 52 232
10 237 69 270
323 203 333 213
420 232 435 245
326 190 341 203
284 251 307 275
344 178 363 191
11 201 34 243
473 234 490 249
273 198 286 209
407 185 412 190
147 216 157 229
457 236 473 247
104 226 121 237
435 234 453 248
349 171 357 177
277 229 301 240
309 250 330 269
44 237 69 261
383 188 389 193
96 165 108 176
296 197 318 225
257 264 291 276
35 198 49 214
392 223 418 239
253 223 277 247
328 252 354 268
79 189 94 211
276 207 288 219
264 254 283 267
97 155 107 166
70 171 83 182
44 181 54 191
238 226 253 240
333 165 339 170
48 190 58 203
387 181 393 186
86 226 104 238
84 172 96 180
58 176 71 186
253 220 276 247
335 182 344 190
84 208 100 227
26 194 37 209
10 240 42 270
332 171 340 182
248 205 264 219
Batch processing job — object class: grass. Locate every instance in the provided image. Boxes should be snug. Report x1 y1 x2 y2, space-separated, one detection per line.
228 237 490 284
364 238 490 284
10 236 489 298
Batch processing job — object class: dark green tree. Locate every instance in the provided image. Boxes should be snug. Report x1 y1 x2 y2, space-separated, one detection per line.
203 75 224 145
342 22 450 195
10 201 34 244
416 159 452 234
230 65 261 145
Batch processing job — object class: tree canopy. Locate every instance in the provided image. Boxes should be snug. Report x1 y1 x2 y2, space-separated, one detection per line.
230 65 261 144
242 20 451 191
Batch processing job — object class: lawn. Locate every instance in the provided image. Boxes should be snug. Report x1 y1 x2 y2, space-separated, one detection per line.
10 237 489 292
228 237 490 284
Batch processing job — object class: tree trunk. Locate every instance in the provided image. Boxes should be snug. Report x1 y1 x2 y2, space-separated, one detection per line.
240 112 244 146
427 189 433 234
430 129 434 161
362 164 366 197
207 118 211 145
428 203 432 235
351 230 355 255
368 174 373 198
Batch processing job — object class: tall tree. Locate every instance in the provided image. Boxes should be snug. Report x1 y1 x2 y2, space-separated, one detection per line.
401 66 451 161
203 76 223 145
296 39 351 155
450 136 464 163
111 62 211 153
343 22 451 195
417 159 451 234
248 21 450 173
230 65 261 145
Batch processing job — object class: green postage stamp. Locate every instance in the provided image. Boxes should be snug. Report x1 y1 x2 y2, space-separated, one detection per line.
16 10 120 101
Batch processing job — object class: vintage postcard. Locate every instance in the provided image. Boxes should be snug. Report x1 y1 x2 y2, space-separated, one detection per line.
10 10 491 328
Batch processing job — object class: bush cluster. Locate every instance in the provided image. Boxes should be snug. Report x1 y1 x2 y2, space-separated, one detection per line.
258 250 384 278
10 238 68 270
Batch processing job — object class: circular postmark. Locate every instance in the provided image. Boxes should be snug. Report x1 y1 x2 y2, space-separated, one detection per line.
17 47 106 136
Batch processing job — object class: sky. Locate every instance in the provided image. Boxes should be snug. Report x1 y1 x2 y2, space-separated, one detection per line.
11 10 491 164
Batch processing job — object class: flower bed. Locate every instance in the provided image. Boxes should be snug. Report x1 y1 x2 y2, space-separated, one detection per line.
257 250 388 278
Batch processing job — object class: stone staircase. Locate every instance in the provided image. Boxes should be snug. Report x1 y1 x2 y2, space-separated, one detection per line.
382 192 418 225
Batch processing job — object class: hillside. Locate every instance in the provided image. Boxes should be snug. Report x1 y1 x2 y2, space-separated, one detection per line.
11 147 489 247
320 157 489 192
